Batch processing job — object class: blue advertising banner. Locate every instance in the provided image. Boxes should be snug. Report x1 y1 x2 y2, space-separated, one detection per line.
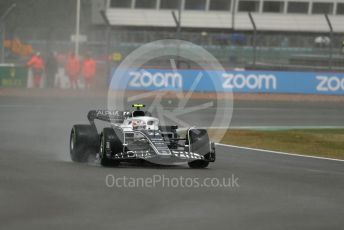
110 68 344 95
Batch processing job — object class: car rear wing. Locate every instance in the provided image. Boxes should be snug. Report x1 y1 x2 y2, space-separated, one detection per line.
87 110 130 125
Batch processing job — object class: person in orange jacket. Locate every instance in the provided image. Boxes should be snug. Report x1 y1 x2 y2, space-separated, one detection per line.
27 52 44 88
81 54 96 89
65 52 80 89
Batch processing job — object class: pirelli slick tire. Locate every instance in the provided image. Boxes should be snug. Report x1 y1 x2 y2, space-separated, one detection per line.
187 129 210 169
99 128 121 167
70 125 99 163
188 160 209 169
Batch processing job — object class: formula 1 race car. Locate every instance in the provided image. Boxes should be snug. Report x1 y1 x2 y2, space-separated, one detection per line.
70 104 215 168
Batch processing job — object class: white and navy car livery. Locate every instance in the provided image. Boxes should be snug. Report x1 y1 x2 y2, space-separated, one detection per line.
70 104 215 168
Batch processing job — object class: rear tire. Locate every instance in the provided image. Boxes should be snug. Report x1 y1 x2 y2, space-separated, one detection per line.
70 125 99 163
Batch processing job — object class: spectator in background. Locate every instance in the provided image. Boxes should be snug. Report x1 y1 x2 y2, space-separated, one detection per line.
81 54 96 89
27 52 44 88
45 52 58 88
65 52 80 89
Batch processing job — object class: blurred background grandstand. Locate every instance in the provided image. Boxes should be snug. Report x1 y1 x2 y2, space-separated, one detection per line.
1 0 344 70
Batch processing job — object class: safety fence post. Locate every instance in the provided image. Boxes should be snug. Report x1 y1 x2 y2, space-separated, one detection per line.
324 14 333 70
248 12 257 68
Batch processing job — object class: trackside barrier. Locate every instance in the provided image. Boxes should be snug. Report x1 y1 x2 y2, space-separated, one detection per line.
110 68 344 95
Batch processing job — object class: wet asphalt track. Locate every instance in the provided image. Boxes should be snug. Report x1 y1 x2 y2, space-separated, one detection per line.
1 96 344 230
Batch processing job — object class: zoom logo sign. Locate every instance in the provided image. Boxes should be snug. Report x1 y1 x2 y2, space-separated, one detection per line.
316 76 344 92
222 73 277 90
129 71 182 89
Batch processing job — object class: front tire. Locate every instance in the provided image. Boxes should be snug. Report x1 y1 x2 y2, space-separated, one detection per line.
187 128 211 169
188 160 209 169
99 128 121 167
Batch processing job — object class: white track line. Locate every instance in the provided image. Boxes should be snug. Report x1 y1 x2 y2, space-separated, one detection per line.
208 126 344 129
216 143 344 163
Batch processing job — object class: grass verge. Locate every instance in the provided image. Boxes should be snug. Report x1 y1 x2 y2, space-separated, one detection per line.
209 129 344 160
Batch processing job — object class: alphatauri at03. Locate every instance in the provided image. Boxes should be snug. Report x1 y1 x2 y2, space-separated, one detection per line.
70 104 215 168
